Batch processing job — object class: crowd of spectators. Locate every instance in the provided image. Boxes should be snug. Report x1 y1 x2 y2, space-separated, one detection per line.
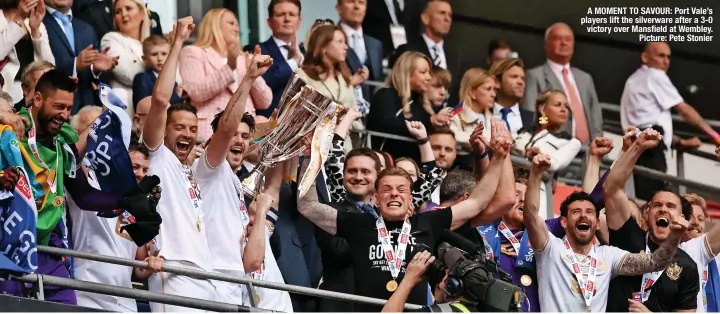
1 0 720 313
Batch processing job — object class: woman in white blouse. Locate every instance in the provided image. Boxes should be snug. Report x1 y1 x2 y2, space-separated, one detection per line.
514 89 582 218
0 0 54 104
100 0 150 116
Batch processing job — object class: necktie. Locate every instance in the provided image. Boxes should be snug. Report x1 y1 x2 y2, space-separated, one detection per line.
499 108 513 132
706 259 720 312
53 11 75 54
352 33 367 64
561 67 589 143
281 45 293 60
432 45 441 67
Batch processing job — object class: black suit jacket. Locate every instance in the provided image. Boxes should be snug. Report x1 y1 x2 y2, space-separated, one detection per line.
390 34 465 105
345 33 384 101
72 0 163 43
519 107 535 131
363 0 427 58
132 69 182 110
43 11 99 112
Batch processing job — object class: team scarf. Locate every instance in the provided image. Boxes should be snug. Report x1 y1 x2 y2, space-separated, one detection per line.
706 259 720 312
0 109 78 246
0 168 38 276
83 83 135 196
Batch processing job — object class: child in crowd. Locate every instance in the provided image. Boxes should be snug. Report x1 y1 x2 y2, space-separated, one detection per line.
132 35 184 111
427 67 451 112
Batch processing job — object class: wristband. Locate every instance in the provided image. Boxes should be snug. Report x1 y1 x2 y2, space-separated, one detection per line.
476 150 489 159
417 137 429 145
266 207 279 225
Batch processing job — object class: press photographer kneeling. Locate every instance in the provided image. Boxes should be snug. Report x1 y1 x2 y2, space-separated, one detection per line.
382 235 523 312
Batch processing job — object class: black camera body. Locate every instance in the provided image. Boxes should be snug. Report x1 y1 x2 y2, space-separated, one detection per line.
427 231 523 312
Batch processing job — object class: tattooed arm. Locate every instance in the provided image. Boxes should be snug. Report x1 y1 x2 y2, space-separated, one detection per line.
616 227 682 276
298 158 339 235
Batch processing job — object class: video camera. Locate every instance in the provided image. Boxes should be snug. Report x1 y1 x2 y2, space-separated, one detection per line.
424 230 524 312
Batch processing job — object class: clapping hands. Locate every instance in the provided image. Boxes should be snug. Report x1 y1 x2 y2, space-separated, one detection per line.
488 118 512 159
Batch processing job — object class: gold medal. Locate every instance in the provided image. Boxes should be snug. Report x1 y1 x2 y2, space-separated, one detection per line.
52 196 64 207
253 293 260 305
386 280 398 292
520 275 532 286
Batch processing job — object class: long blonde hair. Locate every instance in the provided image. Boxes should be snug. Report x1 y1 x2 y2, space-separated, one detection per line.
386 51 433 118
113 0 151 42
194 8 238 52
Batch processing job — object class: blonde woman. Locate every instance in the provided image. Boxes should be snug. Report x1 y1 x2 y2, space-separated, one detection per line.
366 51 448 162
449 67 496 169
179 8 272 140
100 0 151 115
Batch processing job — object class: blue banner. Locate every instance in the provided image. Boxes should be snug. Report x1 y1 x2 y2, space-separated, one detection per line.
83 84 135 196
0 168 38 275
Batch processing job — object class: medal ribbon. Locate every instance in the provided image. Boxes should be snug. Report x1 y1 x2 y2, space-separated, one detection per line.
232 174 265 301
640 234 664 302
498 221 522 254
376 216 411 279
179 163 202 212
480 234 494 261
703 264 708 308
561 237 598 311
27 113 60 194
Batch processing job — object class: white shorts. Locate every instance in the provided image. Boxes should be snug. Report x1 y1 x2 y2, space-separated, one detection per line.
148 261 219 312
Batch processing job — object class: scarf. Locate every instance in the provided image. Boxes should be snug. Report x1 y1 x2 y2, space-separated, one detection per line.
0 108 78 245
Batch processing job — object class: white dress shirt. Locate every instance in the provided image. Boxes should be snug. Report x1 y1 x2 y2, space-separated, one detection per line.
340 23 367 64
493 102 524 134
620 65 682 148
272 36 302 72
422 33 447 69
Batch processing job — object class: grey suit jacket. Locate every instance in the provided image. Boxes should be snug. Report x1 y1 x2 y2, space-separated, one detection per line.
522 62 603 140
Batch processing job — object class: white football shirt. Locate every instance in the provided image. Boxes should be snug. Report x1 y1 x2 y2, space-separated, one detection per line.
67 194 137 312
680 234 716 312
536 231 628 312
146 142 212 270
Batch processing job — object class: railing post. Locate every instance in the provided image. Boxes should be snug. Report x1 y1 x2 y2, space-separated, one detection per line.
36 275 45 301
676 150 687 195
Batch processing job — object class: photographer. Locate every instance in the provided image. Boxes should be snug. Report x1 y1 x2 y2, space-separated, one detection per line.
382 251 477 313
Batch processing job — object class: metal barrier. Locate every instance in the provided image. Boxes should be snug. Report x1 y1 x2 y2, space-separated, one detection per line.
35 246 424 311
15 273 258 312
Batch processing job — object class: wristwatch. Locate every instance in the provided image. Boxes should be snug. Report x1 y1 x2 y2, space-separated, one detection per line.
417 137 429 145
476 150 489 159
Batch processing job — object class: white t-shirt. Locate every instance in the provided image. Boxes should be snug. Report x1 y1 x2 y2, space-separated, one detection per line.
147 143 212 270
252 227 293 312
680 234 717 312
536 231 628 312
67 194 137 312
620 65 683 148
193 153 247 272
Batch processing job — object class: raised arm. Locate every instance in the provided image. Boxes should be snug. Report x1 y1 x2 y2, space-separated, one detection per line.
298 157 338 235
205 46 272 168
469 123 490 178
582 137 613 193
142 17 193 149
617 213 688 276
523 154 552 251
323 109 363 202
470 120 515 226
449 119 511 230
603 129 662 230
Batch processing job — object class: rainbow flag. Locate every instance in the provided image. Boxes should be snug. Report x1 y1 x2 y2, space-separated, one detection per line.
0 108 78 246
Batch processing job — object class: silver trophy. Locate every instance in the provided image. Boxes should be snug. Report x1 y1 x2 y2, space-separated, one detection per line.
241 73 339 198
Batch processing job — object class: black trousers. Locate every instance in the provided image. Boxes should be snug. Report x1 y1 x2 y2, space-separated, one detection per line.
633 125 668 201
